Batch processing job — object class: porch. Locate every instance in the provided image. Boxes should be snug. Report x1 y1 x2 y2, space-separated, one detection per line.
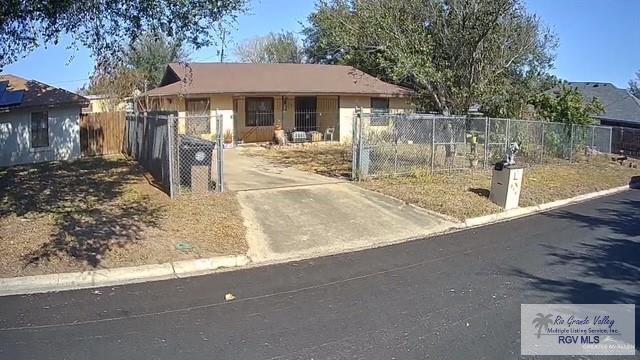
233 95 340 143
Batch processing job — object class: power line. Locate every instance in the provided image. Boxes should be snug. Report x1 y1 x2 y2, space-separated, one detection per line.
47 78 90 84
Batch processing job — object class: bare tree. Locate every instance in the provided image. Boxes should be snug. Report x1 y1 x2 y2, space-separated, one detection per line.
235 31 303 63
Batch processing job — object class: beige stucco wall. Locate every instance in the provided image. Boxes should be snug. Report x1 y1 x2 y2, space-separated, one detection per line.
172 95 234 141
339 96 371 143
338 96 415 142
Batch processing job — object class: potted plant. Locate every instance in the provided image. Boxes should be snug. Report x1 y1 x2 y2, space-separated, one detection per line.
467 153 479 168
273 119 286 145
223 130 233 148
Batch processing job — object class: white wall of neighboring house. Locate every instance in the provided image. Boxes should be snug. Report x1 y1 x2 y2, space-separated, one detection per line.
0 106 82 167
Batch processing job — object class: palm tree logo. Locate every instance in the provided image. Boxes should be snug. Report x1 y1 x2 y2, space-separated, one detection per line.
532 313 554 339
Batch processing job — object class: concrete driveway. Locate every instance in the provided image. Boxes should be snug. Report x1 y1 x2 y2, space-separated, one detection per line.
223 147 344 191
224 147 457 262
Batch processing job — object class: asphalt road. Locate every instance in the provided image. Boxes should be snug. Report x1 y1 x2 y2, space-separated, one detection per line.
1 190 639 359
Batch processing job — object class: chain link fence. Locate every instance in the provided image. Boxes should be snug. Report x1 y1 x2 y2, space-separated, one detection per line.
125 112 224 197
352 113 613 179
612 126 640 158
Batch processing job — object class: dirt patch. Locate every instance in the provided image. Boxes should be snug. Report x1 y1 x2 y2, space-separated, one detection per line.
250 143 352 179
0 156 246 278
359 158 640 221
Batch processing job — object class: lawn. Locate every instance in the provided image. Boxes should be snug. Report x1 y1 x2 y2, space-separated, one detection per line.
359 158 640 220
0 156 247 278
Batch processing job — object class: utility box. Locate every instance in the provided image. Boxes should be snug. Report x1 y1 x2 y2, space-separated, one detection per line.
489 166 524 209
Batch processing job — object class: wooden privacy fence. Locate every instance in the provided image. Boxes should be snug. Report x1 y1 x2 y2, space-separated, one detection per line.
80 112 126 156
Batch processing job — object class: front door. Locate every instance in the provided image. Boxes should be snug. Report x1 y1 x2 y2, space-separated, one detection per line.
295 97 317 132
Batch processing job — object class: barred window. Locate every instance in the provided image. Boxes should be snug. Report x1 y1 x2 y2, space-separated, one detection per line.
246 97 274 127
370 98 390 126
185 98 210 135
30 111 49 148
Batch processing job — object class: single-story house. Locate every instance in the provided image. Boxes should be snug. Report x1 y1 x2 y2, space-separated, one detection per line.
568 82 640 128
142 63 415 143
0 74 88 167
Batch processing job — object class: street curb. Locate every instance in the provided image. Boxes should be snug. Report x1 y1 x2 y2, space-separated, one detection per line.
0 255 250 297
0 185 632 297
462 184 631 228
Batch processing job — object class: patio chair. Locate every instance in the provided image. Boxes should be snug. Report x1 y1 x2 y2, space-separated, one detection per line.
324 128 335 142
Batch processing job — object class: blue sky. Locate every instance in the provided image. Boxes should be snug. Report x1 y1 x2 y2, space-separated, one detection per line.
2 0 639 91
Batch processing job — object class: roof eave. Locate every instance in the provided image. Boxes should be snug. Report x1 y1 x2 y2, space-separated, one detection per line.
0 100 89 112
143 90 415 98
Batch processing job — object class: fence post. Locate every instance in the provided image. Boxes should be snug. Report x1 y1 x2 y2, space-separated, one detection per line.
540 122 545 164
591 126 596 152
393 116 398 175
431 117 436 172
483 117 489 169
167 115 176 199
351 108 361 180
505 118 511 154
216 112 224 192
569 123 575 162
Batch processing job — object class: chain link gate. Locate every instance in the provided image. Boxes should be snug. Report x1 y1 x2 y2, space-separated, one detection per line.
167 114 224 197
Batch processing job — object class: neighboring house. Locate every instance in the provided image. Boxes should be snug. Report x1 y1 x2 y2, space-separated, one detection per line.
568 82 640 128
142 63 414 143
0 74 88 167
82 94 133 114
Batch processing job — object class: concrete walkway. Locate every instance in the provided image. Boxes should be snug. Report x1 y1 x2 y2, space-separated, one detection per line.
225 147 456 262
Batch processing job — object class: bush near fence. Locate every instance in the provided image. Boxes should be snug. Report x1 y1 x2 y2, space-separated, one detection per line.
352 113 613 178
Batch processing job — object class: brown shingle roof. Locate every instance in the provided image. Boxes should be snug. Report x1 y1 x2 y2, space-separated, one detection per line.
145 63 414 97
0 74 88 110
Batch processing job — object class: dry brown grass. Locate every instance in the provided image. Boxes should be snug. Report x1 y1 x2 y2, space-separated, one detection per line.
251 143 353 179
0 156 246 278
359 158 640 221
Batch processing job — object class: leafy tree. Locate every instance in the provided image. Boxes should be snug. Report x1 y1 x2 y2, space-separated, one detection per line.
481 73 559 119
530 85 604 125
629 70 640 99
82 33 187 110
235 31 303 63
126 33 188 91
0 0 247 70
303 0 556 115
